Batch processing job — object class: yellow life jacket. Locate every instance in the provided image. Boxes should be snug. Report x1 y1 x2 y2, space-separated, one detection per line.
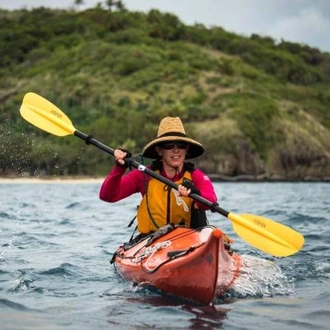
137 170 194 234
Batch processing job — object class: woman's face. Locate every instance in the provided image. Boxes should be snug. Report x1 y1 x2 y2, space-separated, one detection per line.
156 141 189 169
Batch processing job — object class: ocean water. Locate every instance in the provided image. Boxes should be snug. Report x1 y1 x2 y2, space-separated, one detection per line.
0 181 329 330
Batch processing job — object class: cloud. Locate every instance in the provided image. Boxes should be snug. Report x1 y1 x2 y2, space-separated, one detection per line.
268 6 330 49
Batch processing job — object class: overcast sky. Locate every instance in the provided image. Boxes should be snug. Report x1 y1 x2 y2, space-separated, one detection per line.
1 0 330 52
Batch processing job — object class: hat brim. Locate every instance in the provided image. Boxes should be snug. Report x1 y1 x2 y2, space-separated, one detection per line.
142 136 204 159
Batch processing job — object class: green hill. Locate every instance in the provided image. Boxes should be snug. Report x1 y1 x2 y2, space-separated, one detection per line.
1 6 330 180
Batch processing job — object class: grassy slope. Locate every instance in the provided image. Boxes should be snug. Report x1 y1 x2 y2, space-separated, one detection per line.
1 7 330 179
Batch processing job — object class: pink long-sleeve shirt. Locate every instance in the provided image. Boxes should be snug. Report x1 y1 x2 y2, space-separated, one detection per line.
99 164 218 210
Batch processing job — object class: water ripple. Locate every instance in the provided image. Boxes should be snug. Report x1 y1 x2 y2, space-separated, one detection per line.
0 298 30 311
38 263 82 278
9 277 44 294
65 202 82 209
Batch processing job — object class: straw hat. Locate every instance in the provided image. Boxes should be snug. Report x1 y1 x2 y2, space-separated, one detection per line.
142 117 204 159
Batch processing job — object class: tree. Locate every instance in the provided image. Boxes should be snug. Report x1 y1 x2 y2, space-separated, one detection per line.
74 0 84 9
104 0 126 11
105 0 115 11
116 1 126 11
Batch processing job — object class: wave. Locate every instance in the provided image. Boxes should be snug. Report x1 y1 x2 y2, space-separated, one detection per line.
0 298 30 311
38 262 79 277
8 277 44 294
227 255 295 299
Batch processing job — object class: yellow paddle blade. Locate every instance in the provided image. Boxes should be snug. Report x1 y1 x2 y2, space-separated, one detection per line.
228 213 304 257
20 92 75 136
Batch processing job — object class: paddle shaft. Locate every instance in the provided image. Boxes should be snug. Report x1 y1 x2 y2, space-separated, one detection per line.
74 130 229 217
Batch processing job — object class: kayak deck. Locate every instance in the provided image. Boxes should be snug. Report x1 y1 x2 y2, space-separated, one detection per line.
113 226 241 304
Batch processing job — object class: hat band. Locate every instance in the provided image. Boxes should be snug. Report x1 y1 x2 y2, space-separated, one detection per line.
158 132 186 138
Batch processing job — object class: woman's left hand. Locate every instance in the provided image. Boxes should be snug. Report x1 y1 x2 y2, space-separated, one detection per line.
177 184 191 197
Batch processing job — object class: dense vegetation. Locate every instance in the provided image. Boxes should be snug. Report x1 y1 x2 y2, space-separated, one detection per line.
1 5 330 180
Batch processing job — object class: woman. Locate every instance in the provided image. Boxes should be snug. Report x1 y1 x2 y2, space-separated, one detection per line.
99 116 218 235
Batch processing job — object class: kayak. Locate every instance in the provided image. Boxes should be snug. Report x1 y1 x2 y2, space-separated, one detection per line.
112 225 241 305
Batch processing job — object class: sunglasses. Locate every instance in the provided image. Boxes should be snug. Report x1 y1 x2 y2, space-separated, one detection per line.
159 141 189 150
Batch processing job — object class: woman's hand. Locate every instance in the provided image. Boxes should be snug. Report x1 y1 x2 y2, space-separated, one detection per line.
177 184 191 197
114 149 128 166
179 179 200 196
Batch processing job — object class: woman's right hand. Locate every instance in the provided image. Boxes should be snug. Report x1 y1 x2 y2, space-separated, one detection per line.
114 149 128 166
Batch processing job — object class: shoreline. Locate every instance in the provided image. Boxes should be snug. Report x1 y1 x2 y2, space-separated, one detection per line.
0 175 329 183
0 176 104 184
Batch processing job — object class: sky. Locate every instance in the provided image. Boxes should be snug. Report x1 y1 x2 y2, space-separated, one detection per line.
1 0 330 53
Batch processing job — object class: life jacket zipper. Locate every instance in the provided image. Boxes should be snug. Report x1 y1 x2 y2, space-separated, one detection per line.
166 187 171 224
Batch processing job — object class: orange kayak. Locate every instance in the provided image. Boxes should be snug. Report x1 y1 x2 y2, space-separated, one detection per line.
113 226 241 305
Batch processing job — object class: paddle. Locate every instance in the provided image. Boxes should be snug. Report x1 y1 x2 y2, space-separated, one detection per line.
19 92 305 257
